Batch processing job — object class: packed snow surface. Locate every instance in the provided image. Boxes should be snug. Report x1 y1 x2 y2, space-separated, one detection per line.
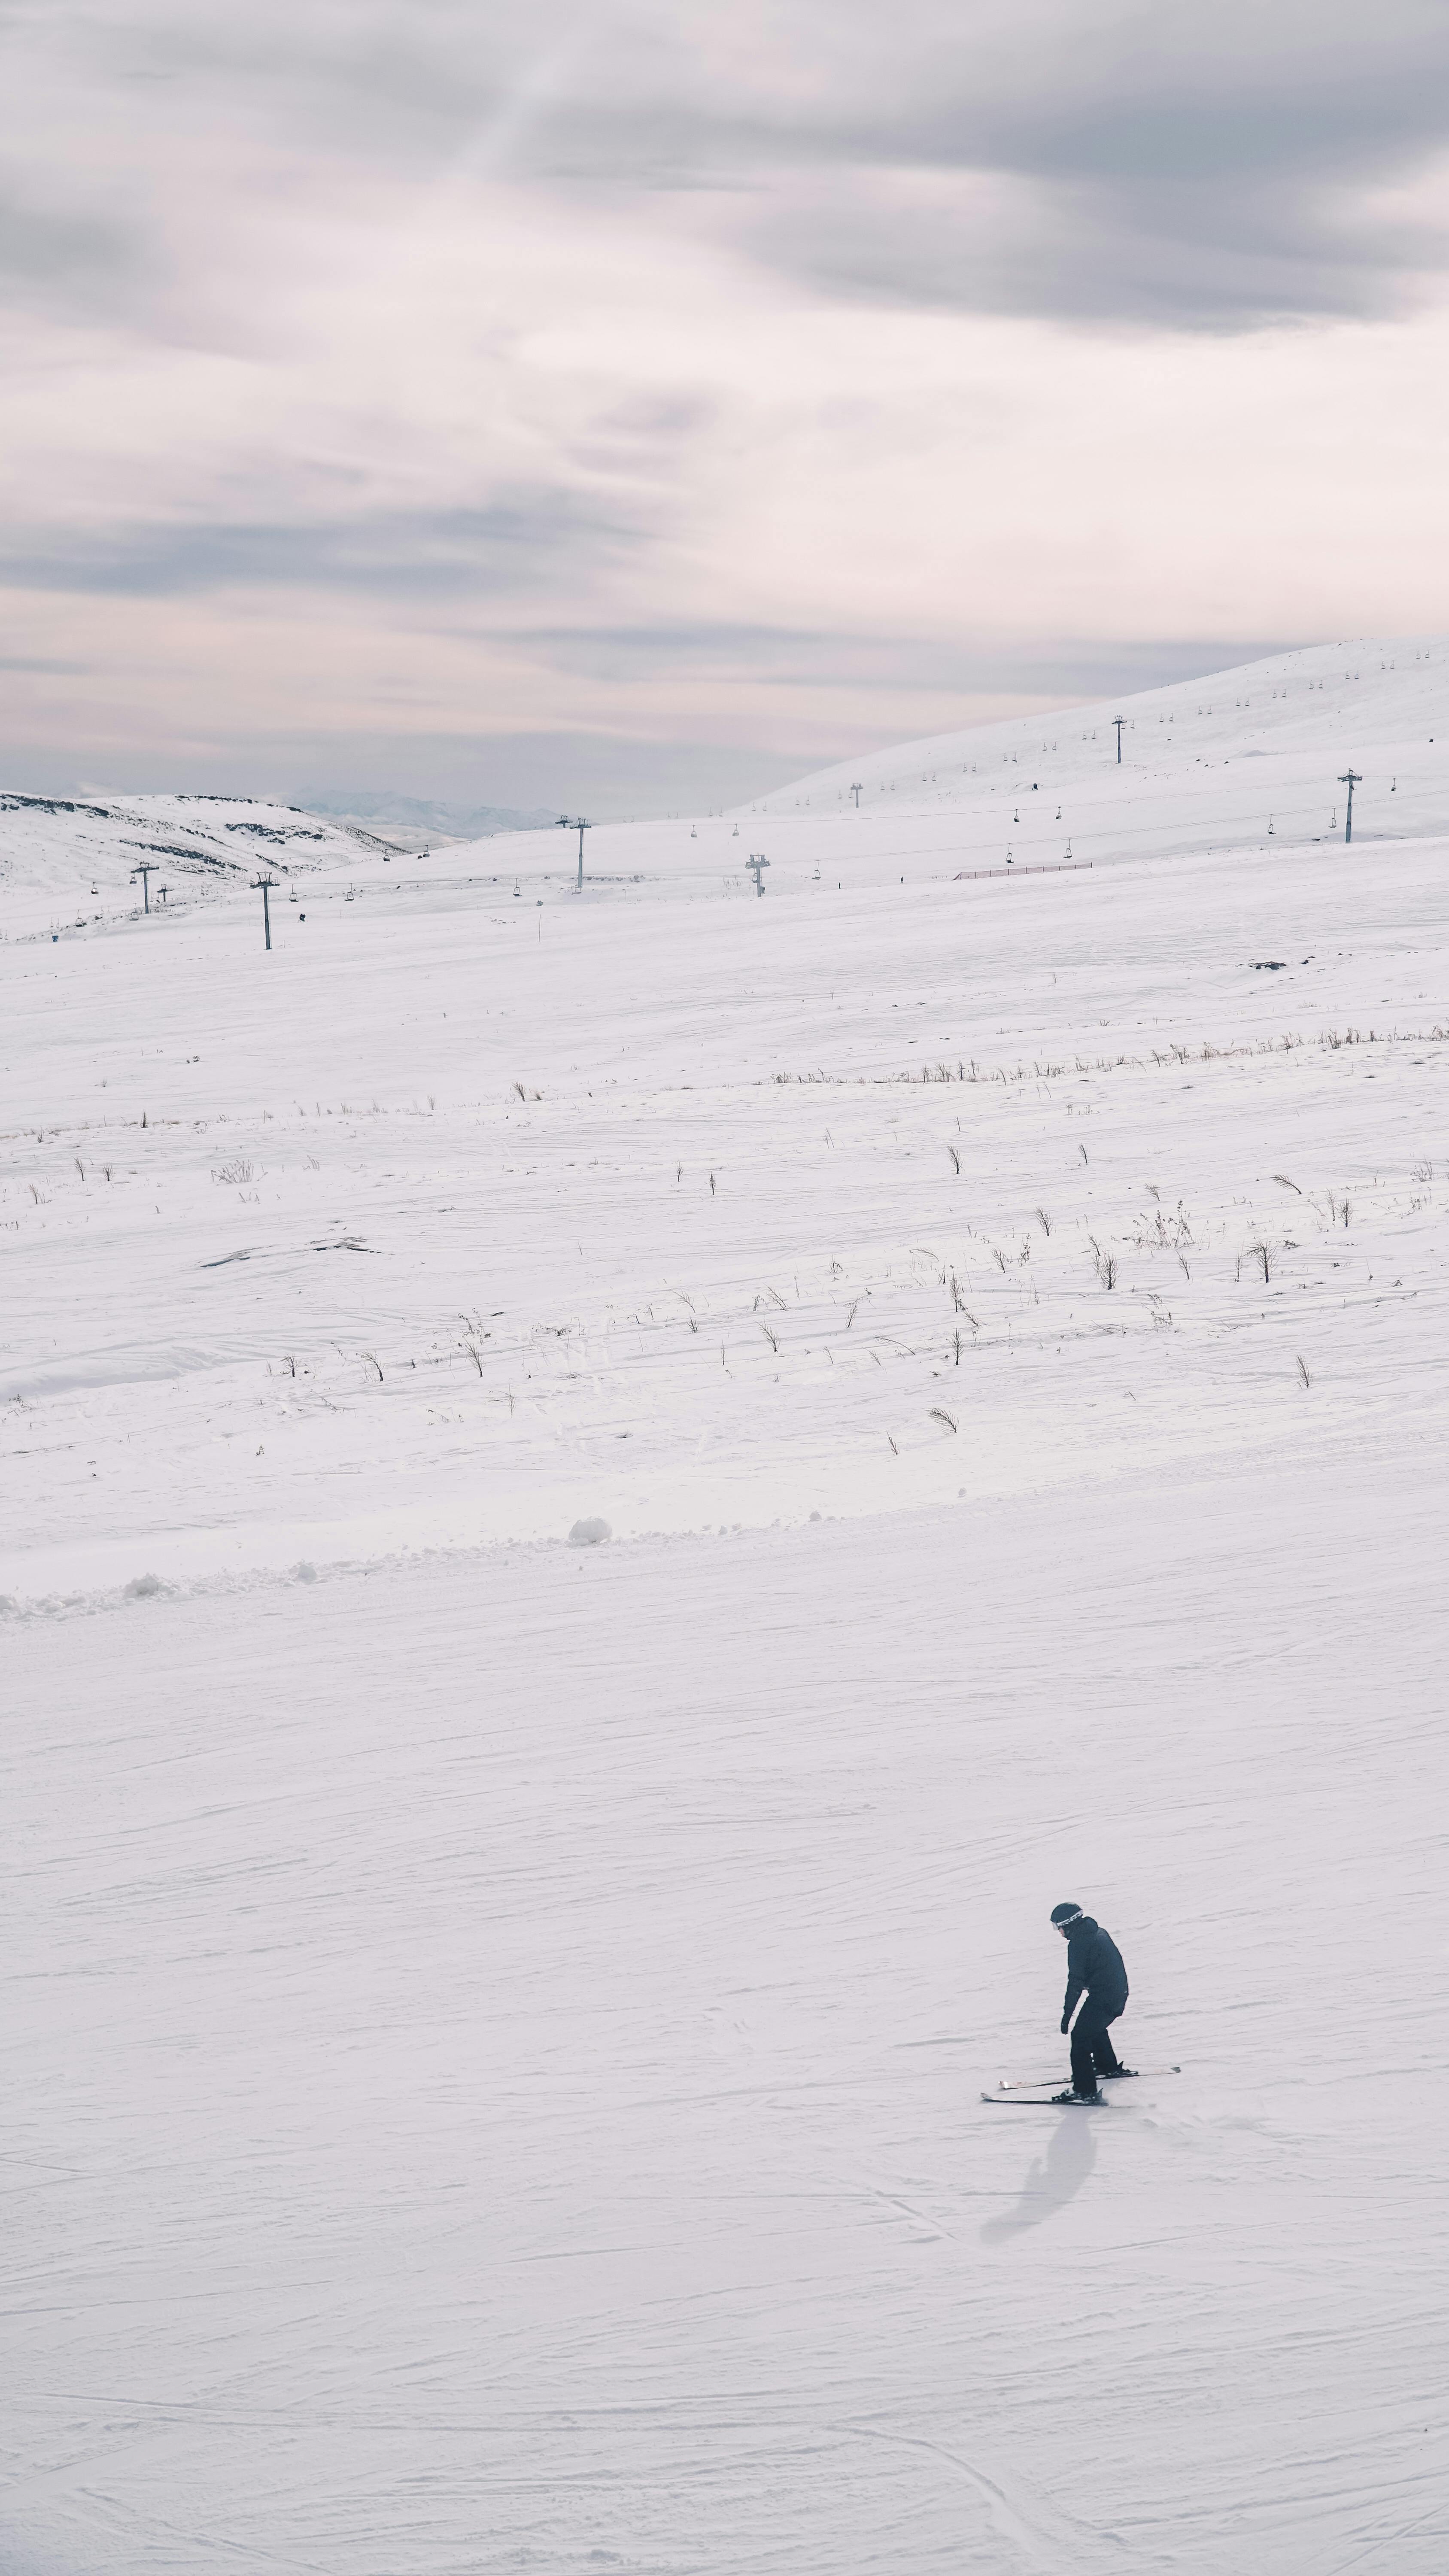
5 640 1449 2572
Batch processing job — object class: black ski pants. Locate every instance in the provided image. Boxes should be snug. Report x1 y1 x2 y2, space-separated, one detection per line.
1069 2007 1123 2096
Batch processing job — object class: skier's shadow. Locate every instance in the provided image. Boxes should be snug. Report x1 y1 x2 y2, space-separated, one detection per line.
979 2109 1097 2241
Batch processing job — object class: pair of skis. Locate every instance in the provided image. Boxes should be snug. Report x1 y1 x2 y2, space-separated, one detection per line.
982 2065 1180 2108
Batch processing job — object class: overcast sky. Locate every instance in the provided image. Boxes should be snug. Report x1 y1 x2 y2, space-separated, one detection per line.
4 0 1449 814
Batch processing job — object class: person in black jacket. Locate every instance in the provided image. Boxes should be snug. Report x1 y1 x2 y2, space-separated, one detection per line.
1050 1902 1132 2102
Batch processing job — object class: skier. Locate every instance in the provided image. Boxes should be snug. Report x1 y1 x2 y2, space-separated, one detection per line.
1050 1901 1133 2103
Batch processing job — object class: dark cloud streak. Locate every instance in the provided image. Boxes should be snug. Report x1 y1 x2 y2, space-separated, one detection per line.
0 497 655 601
544 3 1449 328
520 624 1295 697
0 188 144 310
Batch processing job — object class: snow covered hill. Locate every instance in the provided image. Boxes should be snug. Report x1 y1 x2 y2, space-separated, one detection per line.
742 632 1449 867
407 634 1446 906
0 790 395 937
5 643 1449 2574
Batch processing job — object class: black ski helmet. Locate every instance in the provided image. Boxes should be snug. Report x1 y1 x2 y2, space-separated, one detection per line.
1050 1902 1084 1929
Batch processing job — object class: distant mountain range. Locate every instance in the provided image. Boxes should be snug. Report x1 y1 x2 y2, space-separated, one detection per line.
299 791 559 841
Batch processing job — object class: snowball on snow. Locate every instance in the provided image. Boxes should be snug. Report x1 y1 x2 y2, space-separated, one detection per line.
568 1517 612 1547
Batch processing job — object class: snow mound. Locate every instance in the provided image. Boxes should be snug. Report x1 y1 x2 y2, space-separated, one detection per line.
568 1517 613 1547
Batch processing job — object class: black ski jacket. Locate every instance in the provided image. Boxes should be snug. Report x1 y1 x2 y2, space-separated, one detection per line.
1062 1917 1129 2022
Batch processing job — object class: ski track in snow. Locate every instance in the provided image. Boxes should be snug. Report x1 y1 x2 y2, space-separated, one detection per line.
4 641 1449 2571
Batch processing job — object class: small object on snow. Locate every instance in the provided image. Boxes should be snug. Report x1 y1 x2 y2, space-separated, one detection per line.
293 1561 317 1583
568 1516 612 1548
124 1572 165 1600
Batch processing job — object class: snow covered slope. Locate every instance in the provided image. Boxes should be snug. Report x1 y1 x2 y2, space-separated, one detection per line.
0 791 394 938
732 631 1449 876
385 635 1447 906
4 644 1449 2574
4 760 1445 1598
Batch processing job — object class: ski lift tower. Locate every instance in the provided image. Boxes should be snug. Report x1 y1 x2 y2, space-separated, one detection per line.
1338 769 1362 844
558 815 592 891
130 860 157 913
747 853 769 897
251 872 278 950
